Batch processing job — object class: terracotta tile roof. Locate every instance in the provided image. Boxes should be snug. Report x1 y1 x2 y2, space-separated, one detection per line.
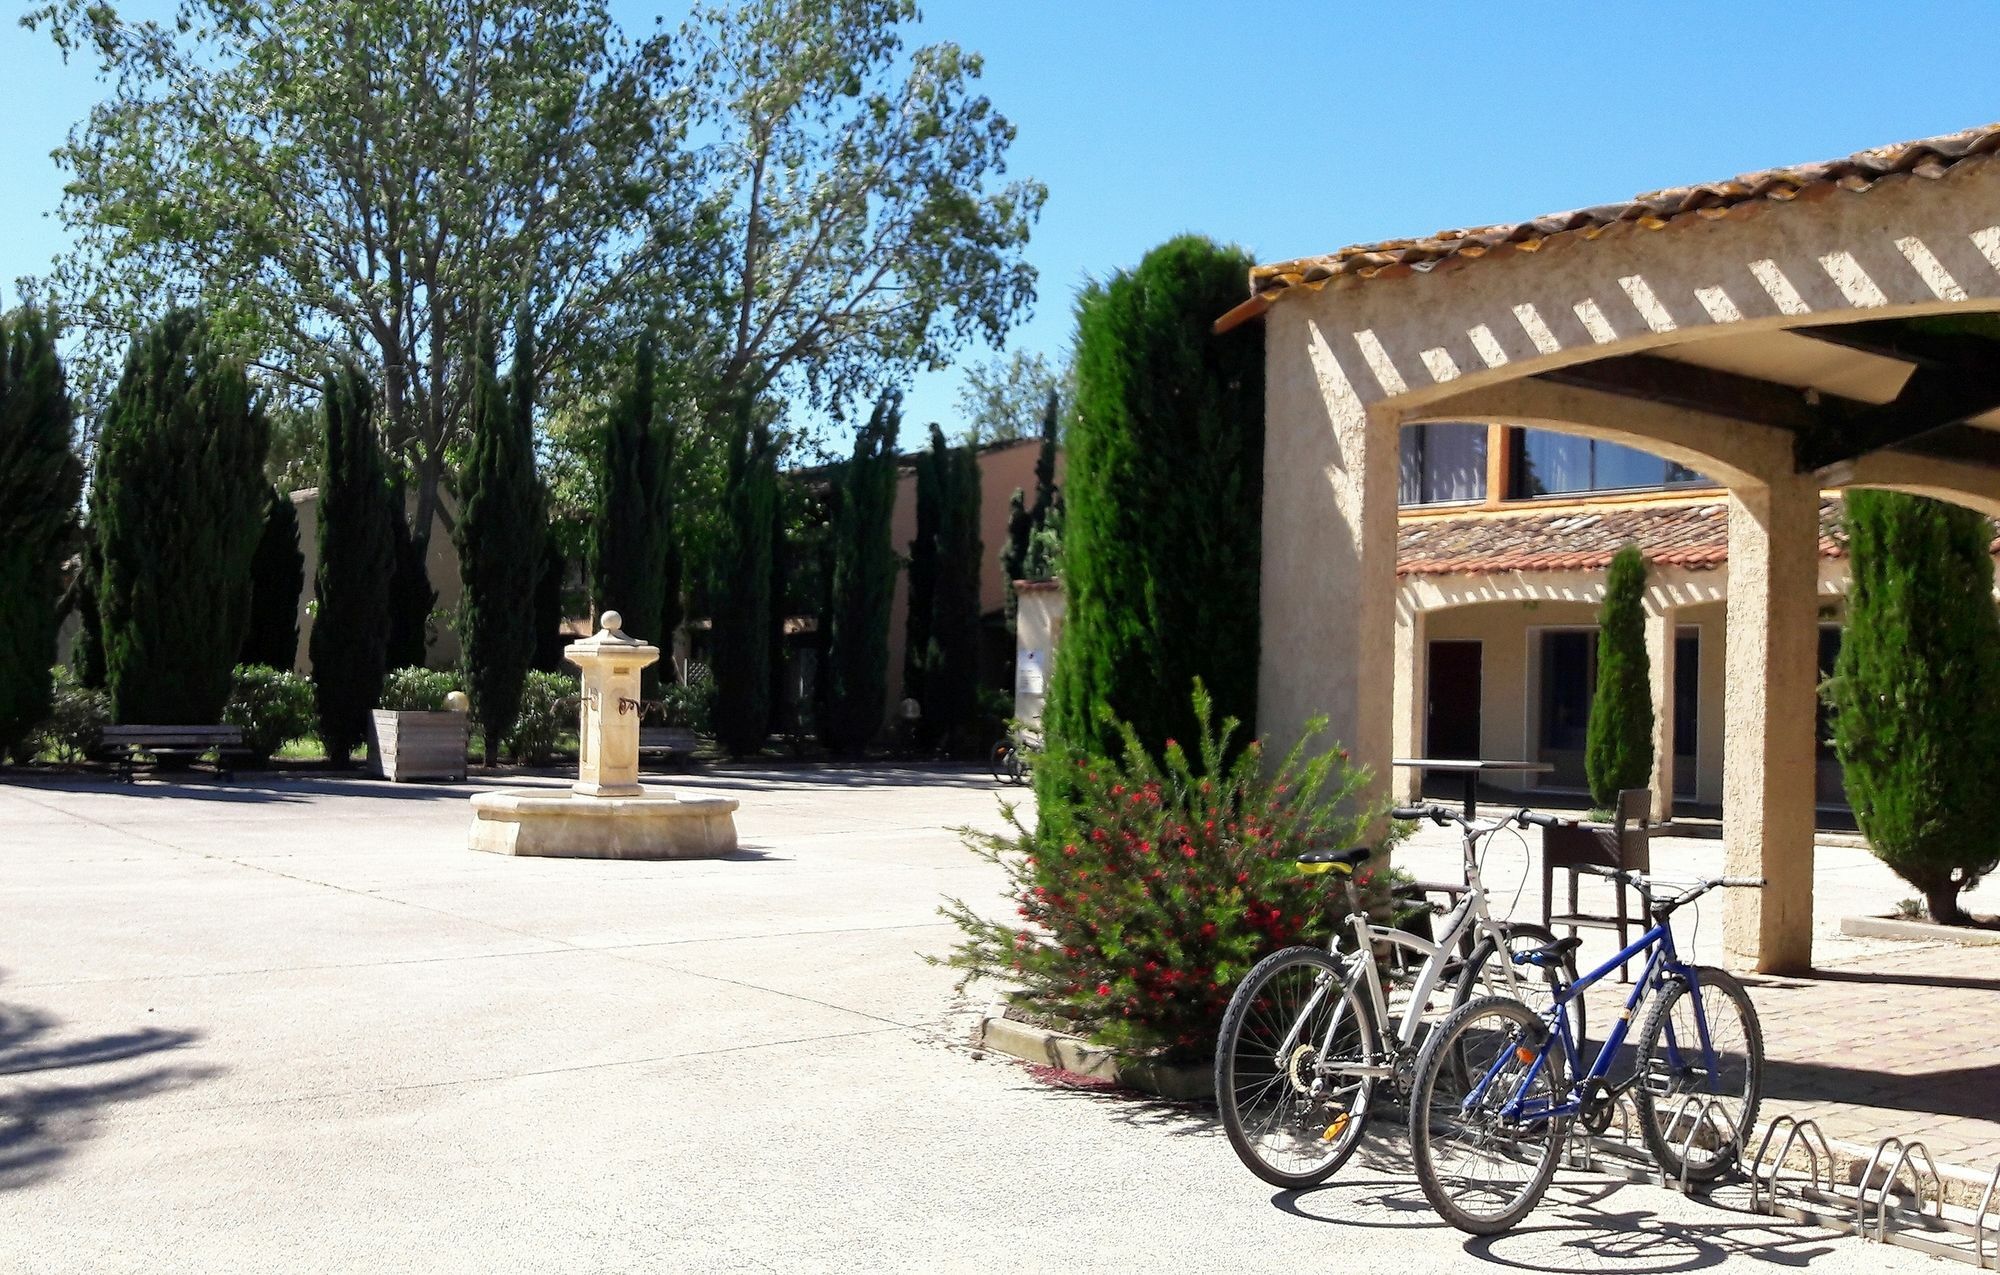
1397 498 1851 577
1251 123 2000 302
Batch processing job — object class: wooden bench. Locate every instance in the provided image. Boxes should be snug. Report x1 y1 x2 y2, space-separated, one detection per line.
638 726 701 769
97 725 252 781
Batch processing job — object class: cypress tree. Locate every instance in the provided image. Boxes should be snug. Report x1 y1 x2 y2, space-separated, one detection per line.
456 312 545 764
928 432 984 750
71 536 106 689
93 309 270 725
309 364 395 763
1000 488 1031 626
1002 391 1063 629
1045 236 1264 761
0 305 82 760
240 485 304 671
1827 490 2000 924
903 431 941 734
1584 543 1654 809
1031 388 1060 518
385 491 435 669
533 525 566 673
820 394 902 754
590 337 676 665
712 411 777 756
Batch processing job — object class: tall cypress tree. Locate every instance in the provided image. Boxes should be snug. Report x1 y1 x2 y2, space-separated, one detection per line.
1000 488 1031 626
905 424 982 750
1828 490 2000 923
240 485 304 671
310 364 395 763
1031 387 1060 518
533 524 566 673
456 313 545 764
1002 388 1065 628
1585 543 1654 809
0 305 82 760
1045 236 1264 762
590 337 676 666
820 394 902 754
712 412 777 756
94 309 270 724
385 487 435 669
71 536 106 689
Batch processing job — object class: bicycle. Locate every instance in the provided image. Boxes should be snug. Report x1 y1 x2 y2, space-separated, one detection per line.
988 727 1039 786
1214 803 1584 1189
1406 863 1766 1235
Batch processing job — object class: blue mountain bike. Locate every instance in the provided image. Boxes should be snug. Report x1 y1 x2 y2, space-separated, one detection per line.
1406 864 1766 1235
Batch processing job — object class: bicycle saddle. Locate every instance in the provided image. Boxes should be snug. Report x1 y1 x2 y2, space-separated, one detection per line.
1296 846 1371 876
1512 935 1583 968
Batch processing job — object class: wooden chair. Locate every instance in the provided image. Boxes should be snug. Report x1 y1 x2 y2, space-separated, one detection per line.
1541 788 1652 980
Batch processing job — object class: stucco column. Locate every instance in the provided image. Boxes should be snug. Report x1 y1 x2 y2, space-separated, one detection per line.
1722 477 1820 974
1392 599 1425 803
1645 601 1676 824
1256 308 1400 805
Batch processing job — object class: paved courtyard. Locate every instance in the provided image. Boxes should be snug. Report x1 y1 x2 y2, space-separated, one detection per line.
0 768 1984 1272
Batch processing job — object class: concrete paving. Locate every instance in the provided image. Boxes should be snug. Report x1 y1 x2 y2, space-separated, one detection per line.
0 768 1964 1272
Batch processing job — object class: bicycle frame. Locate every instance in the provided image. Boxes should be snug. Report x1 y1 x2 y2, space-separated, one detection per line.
1477 918 1720 1124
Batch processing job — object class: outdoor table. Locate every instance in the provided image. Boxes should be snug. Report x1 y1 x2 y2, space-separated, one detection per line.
1391 758 1555 820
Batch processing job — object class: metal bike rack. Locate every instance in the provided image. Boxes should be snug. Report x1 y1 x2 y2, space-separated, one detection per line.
1667 1094 1741 1194
1749 1114 1832 1214
1745 1126 1992 1265
1859 1136 1944 1242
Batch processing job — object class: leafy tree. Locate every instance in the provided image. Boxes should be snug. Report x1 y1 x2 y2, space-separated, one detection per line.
533 526 567 674
1024 493 1065 581
30 0 699 564
956 349 1059 444
1585 544 1654 809
819 393 901 754
1001 387 1063 624
309 363 395 764
683 0 1044 436
1045 236 1264 761
590 338 678 669
93 309 269 724
1827 490 2000 924
0 305 82 761
711 414 778 756
240 485 304 671
905 424 982 750
456 315 545 765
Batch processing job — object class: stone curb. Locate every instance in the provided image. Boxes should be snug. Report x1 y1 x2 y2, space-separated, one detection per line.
1839 915 2000 945
975 1015 1212 1103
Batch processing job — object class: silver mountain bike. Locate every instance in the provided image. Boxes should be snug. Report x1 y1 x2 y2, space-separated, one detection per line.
1214 803 1583 1188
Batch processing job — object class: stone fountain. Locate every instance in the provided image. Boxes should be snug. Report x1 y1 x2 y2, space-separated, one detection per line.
468 611 738 859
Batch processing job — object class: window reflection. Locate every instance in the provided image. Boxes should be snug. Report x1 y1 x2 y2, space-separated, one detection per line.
1511 428 1707 497
1399 423 1487 505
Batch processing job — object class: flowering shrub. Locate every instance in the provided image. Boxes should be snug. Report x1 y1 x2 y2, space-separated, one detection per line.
224 664 316 760
377 666 458 713
506 670 579 765
939 682 1388 1060
37 665 109 762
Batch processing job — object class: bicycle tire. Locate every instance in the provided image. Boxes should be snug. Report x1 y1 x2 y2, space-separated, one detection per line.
1409 995 1568 1235
1455 922 1586 1051
1630 966 1763 1184
988 740 1014 785
1214 945 1380 1188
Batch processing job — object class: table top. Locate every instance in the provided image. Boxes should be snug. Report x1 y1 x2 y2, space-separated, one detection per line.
1391 758 1555 774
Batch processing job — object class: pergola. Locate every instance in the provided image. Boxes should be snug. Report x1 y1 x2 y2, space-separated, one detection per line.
1223 124 2000 973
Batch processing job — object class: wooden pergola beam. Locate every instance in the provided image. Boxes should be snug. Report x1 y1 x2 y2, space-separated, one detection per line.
1533 354 1837 434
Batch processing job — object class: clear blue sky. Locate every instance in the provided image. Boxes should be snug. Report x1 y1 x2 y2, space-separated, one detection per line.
6 1 1999 435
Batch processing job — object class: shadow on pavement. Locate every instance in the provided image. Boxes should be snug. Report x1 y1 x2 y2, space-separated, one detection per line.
0 980 218 1191
0 773 480 805
1280 1146 1841 1269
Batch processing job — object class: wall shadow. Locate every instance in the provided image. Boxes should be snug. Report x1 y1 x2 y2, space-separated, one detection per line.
0 980 217 1192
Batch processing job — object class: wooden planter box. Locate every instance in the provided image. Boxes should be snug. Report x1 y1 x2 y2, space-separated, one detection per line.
368 710 469 782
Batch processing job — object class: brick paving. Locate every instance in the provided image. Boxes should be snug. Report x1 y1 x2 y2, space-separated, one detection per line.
1744 940 2000 1172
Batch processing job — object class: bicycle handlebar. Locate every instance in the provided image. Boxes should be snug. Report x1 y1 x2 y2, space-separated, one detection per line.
1390 804 1575 832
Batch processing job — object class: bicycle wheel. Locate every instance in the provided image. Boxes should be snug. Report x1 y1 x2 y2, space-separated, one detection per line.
1215 945 1380 1188
1005 745 1027 785
988 740 1014 784
1455 923 1586 1051
1409 995 1568 1235
1631 966 1762 1184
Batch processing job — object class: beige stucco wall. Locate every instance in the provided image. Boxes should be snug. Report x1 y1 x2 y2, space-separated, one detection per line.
291 488 463 674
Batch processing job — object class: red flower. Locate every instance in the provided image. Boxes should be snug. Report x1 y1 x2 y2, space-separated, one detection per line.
1096 983 1111 997
1199 922 1217 939
1181 843 1197 859
1063 843 1077 857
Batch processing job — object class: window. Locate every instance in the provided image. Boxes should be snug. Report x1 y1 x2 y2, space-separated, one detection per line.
1509 428 1707 498
1399 423 1487 506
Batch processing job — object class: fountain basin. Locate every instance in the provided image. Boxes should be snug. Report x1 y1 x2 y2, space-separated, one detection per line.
468 787 739 860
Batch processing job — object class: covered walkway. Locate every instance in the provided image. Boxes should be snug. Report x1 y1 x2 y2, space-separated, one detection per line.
1230 124 2000 971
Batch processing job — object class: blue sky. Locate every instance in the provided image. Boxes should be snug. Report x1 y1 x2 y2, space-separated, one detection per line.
6 1 1999 435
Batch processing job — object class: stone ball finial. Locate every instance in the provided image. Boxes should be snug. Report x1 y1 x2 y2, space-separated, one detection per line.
601 610 623 634
444 690 470 714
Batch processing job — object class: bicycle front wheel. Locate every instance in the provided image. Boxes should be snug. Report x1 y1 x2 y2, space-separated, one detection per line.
1214 946 1380 1188
1632 965 1763 1183
1409 995 1568 1235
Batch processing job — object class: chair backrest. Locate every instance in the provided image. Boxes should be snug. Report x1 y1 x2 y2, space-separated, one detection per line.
1614 788 1650 831
1613 788 1652 871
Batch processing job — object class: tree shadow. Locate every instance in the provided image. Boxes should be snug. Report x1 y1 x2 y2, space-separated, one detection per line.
0 981 217 1191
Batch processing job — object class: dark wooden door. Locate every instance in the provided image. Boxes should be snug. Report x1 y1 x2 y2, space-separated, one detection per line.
1426 640 1483 760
